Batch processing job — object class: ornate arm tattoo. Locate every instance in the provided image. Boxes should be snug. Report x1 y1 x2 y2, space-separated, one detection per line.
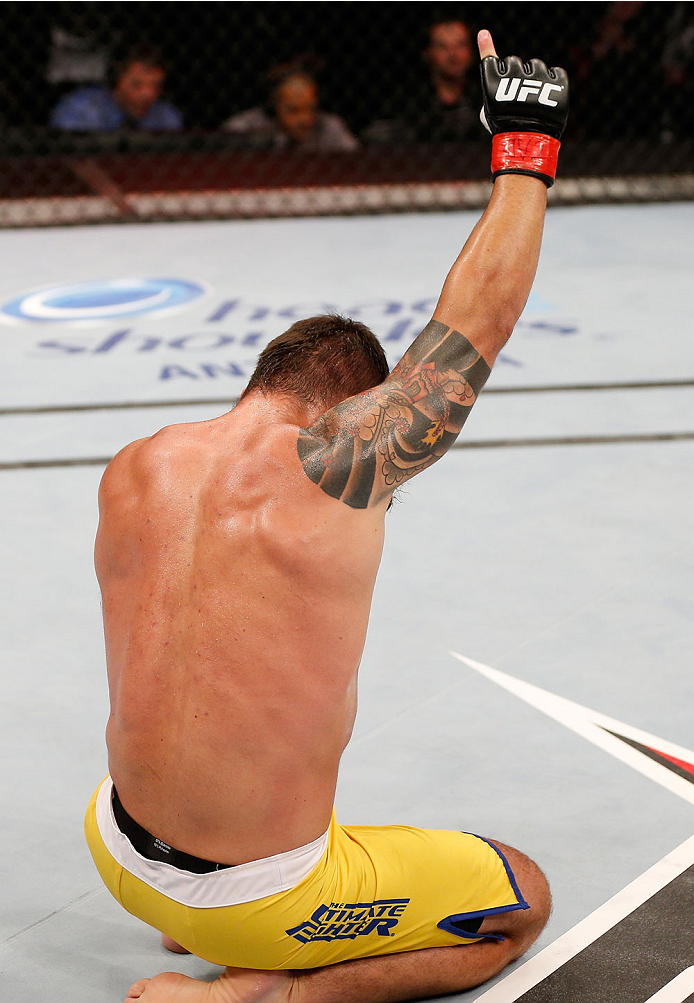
297 319 491 509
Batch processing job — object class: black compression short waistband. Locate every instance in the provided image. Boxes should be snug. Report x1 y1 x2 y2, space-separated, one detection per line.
111 785 232 874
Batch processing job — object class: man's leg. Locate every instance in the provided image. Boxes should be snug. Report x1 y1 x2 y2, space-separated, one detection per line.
161 934 191 955
291 841 550 1002
125 841 550 1003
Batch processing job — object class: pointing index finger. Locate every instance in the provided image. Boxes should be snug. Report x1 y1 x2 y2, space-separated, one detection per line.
478 29 497 60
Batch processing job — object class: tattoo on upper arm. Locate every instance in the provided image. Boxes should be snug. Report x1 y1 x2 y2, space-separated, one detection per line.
297 319 491 509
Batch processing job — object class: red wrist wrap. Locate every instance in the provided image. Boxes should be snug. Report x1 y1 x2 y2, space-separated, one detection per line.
491 132 561 186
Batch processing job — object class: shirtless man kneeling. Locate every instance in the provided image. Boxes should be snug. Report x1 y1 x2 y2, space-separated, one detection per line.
86 29 568 1003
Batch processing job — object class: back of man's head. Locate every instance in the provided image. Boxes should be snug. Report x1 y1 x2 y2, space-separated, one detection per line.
243 315 389 410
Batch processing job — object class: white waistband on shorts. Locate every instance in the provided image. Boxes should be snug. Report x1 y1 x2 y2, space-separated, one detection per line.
95 776 330 909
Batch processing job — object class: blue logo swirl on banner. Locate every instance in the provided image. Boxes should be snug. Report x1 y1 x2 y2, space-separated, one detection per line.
2 277 206 322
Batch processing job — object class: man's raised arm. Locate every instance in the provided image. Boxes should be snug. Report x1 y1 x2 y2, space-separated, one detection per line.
298 30 569 509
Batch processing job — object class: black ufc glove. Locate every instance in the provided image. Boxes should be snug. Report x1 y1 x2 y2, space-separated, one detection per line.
480 54 569 187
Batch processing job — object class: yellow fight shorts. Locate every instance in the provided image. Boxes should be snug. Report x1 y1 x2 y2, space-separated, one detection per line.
85 776 528 969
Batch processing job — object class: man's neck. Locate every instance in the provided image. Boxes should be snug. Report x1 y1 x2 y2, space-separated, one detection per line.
432 74 465 107
112 93 146 123
231 391 325 428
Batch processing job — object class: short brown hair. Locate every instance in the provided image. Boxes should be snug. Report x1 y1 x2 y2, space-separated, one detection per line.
243 315 389 408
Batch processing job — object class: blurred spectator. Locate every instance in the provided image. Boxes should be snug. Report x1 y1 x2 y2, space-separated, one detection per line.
50 44 182 131
223 64 358 151
421 17 477 136
364 18 478 144
661 2 694 141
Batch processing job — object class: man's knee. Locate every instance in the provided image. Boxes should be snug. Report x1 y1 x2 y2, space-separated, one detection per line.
479 841 551 955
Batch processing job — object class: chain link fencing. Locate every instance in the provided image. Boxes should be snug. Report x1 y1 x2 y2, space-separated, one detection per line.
1 1 692 226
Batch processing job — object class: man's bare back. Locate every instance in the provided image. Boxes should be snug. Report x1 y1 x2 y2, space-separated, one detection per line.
96 395 386 865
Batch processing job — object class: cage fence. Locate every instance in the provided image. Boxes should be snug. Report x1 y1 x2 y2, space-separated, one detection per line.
1 1 692 227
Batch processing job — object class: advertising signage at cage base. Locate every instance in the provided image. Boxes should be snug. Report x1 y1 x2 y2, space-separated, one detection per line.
1 278 207 323
2 277 578 391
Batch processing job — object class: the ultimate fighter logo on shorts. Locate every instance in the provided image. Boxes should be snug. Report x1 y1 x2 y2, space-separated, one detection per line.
286 898 411 944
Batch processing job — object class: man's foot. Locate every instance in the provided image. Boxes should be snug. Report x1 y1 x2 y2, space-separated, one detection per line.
125 967 295 1003
161 933 192 955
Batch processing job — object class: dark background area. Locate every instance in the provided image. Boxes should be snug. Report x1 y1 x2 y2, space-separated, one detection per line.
0 1 685 134
0 2 692 215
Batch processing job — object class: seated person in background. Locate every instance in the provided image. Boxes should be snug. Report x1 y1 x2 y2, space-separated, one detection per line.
50 44 183 131
364 17 478 144
223 63 358 151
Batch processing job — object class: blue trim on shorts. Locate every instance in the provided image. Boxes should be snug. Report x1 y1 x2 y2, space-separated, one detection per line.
436 834 530 943
473 835 530 912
